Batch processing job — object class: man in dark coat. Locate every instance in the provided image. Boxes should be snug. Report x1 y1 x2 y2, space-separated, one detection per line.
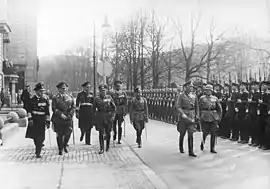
21 85 31 112
94 84 116 154
25 82 50 158
75 81 95 145
51 81 75 155
111 80 127 144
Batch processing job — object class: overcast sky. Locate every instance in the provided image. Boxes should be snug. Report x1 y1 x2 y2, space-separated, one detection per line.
37 0 270 57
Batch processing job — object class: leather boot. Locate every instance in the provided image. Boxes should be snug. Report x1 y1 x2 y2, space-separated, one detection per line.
99 134 104 154
188 135 197 157
63 133 71 153
106 133 111 152
118 125 122 144
57 136 63 155
35 143 42 158
200 133 207 151
85 129 91 145
179 135 184 153
210 135 217 153
80 130 85 142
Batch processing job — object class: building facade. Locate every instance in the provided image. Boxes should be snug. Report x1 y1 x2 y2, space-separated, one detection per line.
0 0 12 104
6 0 39 90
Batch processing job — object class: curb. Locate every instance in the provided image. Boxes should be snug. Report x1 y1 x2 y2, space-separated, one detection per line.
0 123 19 143
123 139 169 189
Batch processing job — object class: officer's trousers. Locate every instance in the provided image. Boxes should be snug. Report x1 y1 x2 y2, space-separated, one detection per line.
56 132 71 154
80 128 92 145
99 123 112 152
113 114 124 142
33 138 43 156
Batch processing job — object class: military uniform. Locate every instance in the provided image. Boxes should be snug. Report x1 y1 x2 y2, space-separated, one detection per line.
94 84 116 154
199 84 222 153
26 82 50 158
111 80 127 144
75 81 95 145
176 81 198 157
129 87 148 148
248 81 260 146
219 83 230 138
51 82 75 155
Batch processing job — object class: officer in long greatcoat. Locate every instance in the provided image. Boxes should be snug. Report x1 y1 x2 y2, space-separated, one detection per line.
75 81 95 145
94 84 116 154
51 82 75 155
176 81 199 157
111 80 127 144
129 87 149 148
26 82 50 158
199 84 222 153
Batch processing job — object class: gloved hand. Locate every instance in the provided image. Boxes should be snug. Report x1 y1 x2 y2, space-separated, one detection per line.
45 120 50 129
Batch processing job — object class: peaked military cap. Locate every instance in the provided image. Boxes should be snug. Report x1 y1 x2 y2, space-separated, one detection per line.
56 81 68 88
34 82 45 91
231 82 238 87
205 84 213 91
134 87 141 92
261 81 270 86
214 83 223 88
81 81 91 87
114 80 122 85
240 81 248 86
224 83 230 87
183 80 194 87
251 81 259 85
98 84 107 90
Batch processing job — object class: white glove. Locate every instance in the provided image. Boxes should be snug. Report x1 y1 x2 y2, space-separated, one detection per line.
259 99 263 103
248 99 252 102
182 114 187 119
235 108 239 112
246 109 249 113
237 99 241 103
257 110 260 115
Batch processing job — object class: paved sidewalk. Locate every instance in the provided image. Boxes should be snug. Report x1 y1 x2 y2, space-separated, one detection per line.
122 117 270 189
0 118 168 189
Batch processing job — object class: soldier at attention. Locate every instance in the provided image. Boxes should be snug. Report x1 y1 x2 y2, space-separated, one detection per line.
75 81 95 145
51 82 75 155
176 81 199 157
25 82 50 158
111 80 127 144
199 84 222 153
129 87 149 148
94 84 116 154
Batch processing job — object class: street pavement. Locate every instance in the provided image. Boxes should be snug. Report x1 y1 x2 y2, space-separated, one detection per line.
122 117 270 189
0 118 167 189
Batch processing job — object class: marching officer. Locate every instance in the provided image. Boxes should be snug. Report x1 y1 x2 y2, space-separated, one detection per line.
129 87 149 148
199 84 222 153
111 80 127 144
75 81 95 145
176 81 199 157
51 81 75 155
26 82 50 158
94 84 116 154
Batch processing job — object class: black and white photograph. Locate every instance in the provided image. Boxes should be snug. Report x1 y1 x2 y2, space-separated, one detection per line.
0 0 269 188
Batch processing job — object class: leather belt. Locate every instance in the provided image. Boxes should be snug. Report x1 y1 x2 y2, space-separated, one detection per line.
32 111 45 115
80 103 93 106
182 108 194 110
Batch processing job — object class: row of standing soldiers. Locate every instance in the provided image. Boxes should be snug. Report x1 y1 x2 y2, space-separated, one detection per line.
126 81 270 151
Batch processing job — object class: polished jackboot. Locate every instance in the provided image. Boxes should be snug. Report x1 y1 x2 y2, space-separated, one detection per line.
85 129 91 145
98 133 104 154
34 139 42 158
118 125 122 144
63 133 71 153
179 135 184 153
210 135 217 153
138 129 143 148
57 136 64 155
80 129 85 141
106 132 111 152
200 133 208 151
188 135 196 157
